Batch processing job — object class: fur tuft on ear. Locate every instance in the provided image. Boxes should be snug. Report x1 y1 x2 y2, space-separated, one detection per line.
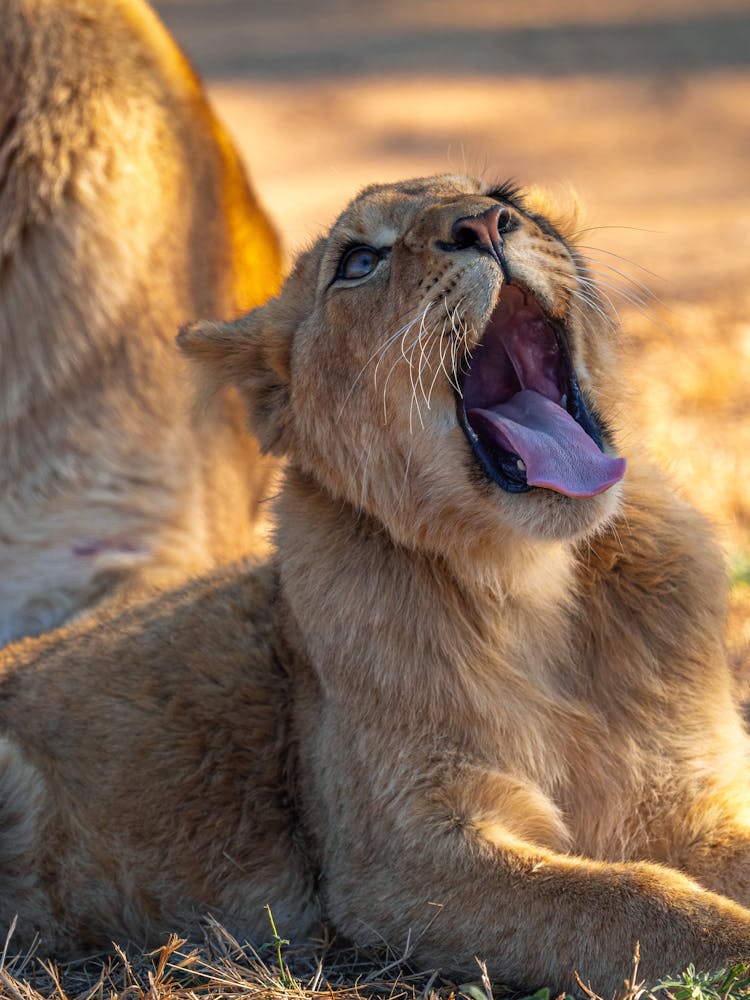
178 300 294 456
524 184 585 241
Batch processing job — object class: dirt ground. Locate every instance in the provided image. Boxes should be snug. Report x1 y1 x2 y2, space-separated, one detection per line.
155 0 750 667
153 0 750 292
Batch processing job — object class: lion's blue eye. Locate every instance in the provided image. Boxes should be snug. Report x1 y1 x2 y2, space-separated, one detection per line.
338 245 381 281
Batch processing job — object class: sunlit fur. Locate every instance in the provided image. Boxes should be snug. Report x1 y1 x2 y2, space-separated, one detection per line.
0 0 282 645
3 175 750 994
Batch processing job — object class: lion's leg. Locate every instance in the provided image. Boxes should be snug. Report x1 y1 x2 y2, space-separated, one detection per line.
317 765 750 996
631 765 750 910
0 736 52 948
679 834 750 909
328 825 750 995
665 806 750 910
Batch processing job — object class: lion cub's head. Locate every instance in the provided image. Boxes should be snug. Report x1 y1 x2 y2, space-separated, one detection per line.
180 175 625 561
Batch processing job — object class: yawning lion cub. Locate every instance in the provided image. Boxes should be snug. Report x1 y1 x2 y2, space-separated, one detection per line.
3 175 750 994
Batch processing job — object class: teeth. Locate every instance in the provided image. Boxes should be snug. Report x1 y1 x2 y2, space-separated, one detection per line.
561 394 568 408
516 459 527 472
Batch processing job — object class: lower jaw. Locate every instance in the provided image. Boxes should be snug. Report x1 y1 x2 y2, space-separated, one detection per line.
458 404 531 493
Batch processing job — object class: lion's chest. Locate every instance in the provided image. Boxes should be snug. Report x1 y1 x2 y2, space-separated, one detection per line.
456 633 683 863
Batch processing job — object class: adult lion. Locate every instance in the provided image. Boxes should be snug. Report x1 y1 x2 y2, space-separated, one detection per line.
2 175 750 994
0 0 281 645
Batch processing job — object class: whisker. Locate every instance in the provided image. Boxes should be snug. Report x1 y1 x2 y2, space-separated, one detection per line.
423 327 445 409
405 334 421 432
577 273 660 327
415 311 434 409
575 275 624 319
348 427 376 515
573 244 665 284
539 262 619 330
443 297 466 395
337 306 426 421
444 336 460 397
449 320 464 396
376 303 434 423
460 327 475 376
381 322 421 423
570 286 618 330
396 439 415 510
568 224 666 239
450 332 460 396
406 325 426 431
436 322 454 402
374 308 426 389
451 304 473 389
573 254 662 311
575 260 674 330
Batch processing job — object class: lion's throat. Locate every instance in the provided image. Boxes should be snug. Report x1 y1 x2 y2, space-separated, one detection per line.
468 390 626 498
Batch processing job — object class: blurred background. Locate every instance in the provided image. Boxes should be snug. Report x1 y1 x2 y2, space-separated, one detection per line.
154 0 750 666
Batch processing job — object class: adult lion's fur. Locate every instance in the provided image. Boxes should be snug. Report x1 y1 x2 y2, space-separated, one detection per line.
3 175 750 994
0 0 281 645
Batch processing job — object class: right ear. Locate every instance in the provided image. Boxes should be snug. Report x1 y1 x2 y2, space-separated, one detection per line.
178 300 292 455
177 244 321 456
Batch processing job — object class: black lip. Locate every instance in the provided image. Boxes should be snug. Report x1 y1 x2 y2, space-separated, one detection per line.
457 390 531 492
456 290 607 495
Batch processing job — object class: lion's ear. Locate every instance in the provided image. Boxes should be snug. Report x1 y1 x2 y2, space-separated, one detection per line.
178 294 294 456
179 241 324 455
523 184 584 240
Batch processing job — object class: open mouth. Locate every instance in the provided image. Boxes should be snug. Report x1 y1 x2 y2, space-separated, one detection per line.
458 284 626 498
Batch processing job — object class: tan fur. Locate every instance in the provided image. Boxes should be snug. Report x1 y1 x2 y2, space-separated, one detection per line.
0 0 282 645
3 175 750 993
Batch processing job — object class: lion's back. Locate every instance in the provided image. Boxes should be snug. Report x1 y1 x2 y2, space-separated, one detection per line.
0 559 319 951
0 0 282 644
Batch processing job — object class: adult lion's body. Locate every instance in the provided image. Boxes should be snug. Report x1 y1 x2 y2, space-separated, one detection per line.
3 175 750 993
0 0 281 644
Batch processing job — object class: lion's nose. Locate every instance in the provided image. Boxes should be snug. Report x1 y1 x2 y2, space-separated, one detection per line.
450 205 512 253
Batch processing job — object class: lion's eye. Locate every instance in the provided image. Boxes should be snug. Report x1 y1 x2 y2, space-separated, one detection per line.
337 245 382 281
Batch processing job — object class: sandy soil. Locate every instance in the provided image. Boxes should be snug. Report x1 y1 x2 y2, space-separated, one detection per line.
155 1 750 666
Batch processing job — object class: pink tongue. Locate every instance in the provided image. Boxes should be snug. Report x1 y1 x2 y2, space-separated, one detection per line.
468 389 626 498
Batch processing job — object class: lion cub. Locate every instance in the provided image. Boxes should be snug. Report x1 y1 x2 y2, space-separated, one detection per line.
3 175 750 995
0 0 281 645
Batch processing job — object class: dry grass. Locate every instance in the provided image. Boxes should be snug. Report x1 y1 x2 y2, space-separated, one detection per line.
3 921 750 1000
627 296 750 556
620 292 750 690
0 918 480 1000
